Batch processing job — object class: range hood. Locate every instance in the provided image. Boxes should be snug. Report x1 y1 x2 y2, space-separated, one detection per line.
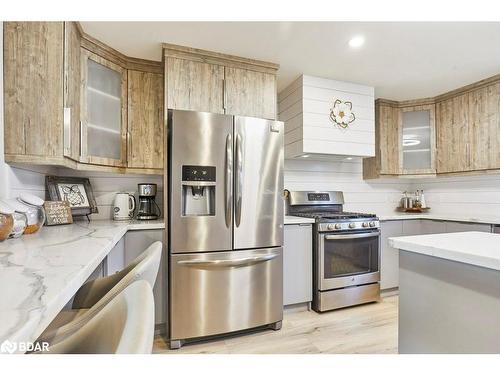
278 75 375 159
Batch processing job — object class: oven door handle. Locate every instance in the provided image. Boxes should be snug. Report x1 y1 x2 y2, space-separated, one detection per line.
324 232 380 240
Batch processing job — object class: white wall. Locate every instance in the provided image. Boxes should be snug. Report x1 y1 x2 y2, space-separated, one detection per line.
285 158 412 215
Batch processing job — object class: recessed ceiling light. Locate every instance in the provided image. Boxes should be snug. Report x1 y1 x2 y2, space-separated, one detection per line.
345 157 353 160
301 154 310 158
348 35 365 48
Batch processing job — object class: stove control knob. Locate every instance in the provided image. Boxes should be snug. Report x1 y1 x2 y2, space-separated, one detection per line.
369 221 376 227
327 224 335 230
348 223 356 229
362 222 369 228
335 223 342 230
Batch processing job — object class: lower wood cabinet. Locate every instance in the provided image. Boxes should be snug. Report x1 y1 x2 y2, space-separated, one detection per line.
283 224 312 306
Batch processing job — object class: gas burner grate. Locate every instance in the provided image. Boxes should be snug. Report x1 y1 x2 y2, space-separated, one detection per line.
291 211 377 220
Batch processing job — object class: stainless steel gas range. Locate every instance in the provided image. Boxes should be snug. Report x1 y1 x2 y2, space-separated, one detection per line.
286 190 380 312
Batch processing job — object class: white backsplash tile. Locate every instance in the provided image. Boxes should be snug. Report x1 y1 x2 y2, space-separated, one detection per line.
284 158 411 216
6 156 500 220
6 166 164 221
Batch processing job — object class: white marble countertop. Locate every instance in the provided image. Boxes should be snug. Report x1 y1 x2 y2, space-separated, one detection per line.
378 213 500 225
389 231 500 271
0 219 164 351
284 216 315 225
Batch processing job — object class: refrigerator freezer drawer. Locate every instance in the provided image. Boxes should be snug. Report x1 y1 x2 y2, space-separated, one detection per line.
170 247 283 341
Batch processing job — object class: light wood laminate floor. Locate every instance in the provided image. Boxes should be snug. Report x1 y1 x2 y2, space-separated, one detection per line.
154 295 398 354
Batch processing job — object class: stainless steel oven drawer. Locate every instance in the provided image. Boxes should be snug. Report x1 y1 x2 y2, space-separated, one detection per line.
170 247 283 341
314 283 380 312
320 271 380 290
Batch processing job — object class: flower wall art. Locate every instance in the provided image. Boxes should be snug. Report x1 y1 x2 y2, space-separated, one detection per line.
329 99 356 129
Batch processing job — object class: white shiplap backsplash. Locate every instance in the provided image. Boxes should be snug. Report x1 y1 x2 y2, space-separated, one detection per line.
6 159 500 219
6 166 163 220
54 169 164 220
7 165 52 200
284 158 412 215
412 174 500 217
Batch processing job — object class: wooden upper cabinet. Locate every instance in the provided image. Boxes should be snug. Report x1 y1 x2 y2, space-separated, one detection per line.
80 48 128 167
4 22 64 157
468 84 500 170
364 100 437 179
488 82 500 169
378 103 401 175
166 57 224 113
224 67 277 119
127 70 164 169
63 21 82 161
163 44 279 118
436 94 470 173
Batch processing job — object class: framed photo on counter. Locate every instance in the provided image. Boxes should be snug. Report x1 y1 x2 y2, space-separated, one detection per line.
45 176 99 217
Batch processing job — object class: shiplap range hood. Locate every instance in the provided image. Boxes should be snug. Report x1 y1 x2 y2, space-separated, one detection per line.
278 75 375 159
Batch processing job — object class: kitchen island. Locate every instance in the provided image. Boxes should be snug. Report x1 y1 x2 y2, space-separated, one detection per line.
0 219 164 353
390 231 500 353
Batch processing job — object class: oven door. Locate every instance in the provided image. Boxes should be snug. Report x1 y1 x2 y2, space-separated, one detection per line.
318 230 380 290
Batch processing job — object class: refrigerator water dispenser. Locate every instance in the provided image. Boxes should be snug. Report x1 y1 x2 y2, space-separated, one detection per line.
181 165 216 216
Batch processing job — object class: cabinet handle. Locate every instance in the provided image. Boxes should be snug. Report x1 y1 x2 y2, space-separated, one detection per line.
223 79 227 110
79 120 83 158
466 143 470 167
64 107 71 154
127 131 131 162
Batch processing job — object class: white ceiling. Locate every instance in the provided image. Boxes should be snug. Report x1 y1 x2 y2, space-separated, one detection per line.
80 22 500 100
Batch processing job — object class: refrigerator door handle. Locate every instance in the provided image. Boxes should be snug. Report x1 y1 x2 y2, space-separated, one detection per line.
235 133 243 227
177 253 278 268
225 133 232 228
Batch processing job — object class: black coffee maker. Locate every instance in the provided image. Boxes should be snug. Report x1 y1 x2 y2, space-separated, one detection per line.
137 183 161 220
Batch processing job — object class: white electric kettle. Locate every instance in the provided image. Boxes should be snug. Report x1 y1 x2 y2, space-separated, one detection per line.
113 193 136 221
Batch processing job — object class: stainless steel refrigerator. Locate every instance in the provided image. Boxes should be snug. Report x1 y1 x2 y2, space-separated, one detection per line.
168 109 284 349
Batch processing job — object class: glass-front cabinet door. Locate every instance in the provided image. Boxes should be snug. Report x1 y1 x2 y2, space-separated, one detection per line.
80 49 127 167
400 104 436 175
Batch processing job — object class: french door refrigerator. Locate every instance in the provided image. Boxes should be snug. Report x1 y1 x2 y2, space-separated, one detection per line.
168 109 284 349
